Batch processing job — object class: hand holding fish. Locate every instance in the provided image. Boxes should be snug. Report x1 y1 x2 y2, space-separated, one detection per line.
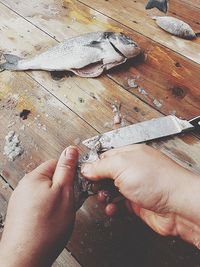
81 144 200 249
0 146 78 267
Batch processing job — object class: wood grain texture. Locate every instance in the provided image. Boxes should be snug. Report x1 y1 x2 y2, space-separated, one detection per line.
0 2 200 174
0 70 96 187
1 0 199 120
0 1 200 267
77 0 200 64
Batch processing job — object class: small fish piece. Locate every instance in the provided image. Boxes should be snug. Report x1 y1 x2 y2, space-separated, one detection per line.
74 146 118 210
146 0 168 13
0 32 141 78
153 16 197 39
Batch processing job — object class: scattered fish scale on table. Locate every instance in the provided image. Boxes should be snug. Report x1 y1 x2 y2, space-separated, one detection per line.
146 0 168 13
153 16 199 39
0 32 141 78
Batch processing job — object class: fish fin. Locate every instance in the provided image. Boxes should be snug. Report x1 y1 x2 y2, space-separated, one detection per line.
84 40 103 50
0 54 21 70
196 32 200 37
145 0 168 13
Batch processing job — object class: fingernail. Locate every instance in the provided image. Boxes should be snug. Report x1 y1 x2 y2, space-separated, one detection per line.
65 146 77 159
81 163 89 175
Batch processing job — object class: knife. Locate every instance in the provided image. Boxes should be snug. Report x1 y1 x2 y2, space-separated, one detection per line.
74 115 200 210
82 115 200 150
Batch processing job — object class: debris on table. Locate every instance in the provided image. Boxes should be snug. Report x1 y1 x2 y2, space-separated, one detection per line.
0 213 5 232
19 109 31 120
138 87 148 96
153 98 163 108
3 131 24 161
0 93 19 110
111 101 122 125
2 182 10 189
127 78 138 88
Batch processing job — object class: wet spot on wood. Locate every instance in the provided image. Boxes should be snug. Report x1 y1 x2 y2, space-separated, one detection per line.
78 97 85 103
19 109 31 120
171 86 187 99
133 106 140 112
175 62 181 68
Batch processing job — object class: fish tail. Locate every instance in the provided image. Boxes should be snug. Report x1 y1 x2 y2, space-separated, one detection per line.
145 0 168 13
0 54 21 71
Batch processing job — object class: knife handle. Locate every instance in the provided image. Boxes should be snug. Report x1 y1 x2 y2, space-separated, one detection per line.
189 116 200 130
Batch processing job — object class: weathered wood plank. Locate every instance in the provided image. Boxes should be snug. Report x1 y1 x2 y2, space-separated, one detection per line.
1 0 200 121
1 2 200 267
0 70 97 187
2 0 199 64
0 2 200 173
182 0 200 9
77 0 200 64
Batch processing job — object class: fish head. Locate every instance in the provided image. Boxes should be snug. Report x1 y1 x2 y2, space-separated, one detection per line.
107 32 141 58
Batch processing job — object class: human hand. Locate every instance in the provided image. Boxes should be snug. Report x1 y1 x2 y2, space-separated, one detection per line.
81 144 200 248
0 146 78 267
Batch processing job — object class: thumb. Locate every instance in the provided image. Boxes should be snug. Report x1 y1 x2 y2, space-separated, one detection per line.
81 157 116 181
53 146 79 188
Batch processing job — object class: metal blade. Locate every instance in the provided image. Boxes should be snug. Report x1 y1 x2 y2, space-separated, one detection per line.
83 115 194 150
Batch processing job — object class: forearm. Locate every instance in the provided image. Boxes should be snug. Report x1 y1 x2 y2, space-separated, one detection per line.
0 242 52 267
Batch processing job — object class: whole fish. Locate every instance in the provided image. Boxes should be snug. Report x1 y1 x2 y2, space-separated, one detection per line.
146 0 168 13
0 32 141 78
153 16 197 39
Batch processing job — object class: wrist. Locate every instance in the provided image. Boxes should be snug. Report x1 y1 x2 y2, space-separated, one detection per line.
168 170 200 248
170 170 200 222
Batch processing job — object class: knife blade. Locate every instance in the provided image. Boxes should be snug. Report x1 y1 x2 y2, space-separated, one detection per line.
82 115 198 150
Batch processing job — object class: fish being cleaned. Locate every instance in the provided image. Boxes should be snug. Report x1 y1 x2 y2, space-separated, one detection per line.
146 0 168 13
153 16 198 39
74 150 117 210
0 32 141 77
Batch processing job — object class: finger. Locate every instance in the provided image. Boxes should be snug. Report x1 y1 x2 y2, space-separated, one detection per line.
81 156 116 181
130 202 141 217
99 144 142 159
97 191 110 203
105 203 118 217
29 159 57 180
53 146 79 188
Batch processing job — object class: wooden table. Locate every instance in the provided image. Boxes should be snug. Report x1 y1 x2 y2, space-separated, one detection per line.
0 0 200 266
